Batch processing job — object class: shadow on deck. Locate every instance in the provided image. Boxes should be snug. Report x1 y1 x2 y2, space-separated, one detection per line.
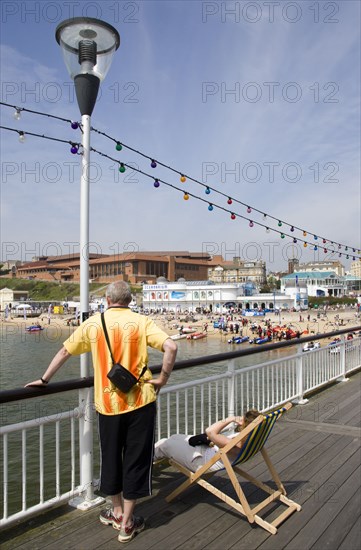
2 371 360 550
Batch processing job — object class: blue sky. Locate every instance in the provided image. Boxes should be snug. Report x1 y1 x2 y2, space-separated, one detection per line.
1 0 360 272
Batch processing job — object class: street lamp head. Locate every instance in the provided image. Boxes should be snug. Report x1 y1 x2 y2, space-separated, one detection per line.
56 17 120 115
55 17 120 81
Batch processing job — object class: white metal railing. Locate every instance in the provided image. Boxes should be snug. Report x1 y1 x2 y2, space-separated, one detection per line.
1 409 85 527
1 333 360 528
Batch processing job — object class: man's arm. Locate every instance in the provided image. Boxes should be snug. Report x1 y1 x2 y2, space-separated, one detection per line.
148 338 177 393
25 346 72 387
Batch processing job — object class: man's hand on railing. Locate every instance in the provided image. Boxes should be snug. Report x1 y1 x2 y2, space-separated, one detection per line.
25 378 48 388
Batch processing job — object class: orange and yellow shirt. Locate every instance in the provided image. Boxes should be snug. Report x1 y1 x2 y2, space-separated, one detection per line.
63 308 170 415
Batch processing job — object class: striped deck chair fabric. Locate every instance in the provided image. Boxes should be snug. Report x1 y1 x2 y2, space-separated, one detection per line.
166 402 301 535
232 406 287 467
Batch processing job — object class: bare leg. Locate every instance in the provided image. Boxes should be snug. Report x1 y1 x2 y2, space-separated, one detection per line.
123 498 136 526
111 492 124 519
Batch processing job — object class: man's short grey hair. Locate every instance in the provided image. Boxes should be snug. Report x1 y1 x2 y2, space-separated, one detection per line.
106 281 132 305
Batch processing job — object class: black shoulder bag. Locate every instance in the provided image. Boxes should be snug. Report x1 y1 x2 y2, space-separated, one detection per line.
100 312 146 393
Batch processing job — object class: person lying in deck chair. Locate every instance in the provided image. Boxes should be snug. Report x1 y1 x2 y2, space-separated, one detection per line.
154 409 260 472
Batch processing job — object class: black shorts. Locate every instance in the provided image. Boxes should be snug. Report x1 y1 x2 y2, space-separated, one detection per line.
98 402 156 499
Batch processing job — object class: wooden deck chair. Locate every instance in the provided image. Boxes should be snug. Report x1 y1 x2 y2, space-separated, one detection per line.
165 402 301 534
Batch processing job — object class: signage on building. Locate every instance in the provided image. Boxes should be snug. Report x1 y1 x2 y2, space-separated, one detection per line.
143 284 168 290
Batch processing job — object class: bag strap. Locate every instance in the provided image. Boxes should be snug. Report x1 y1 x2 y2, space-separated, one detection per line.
100 312 147 382
101 312 116 364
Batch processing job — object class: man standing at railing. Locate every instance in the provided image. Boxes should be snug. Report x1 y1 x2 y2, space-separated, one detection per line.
26 281 177 544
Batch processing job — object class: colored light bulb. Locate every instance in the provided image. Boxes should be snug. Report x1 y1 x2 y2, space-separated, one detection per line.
70 144 78 154
180 175 186 183
323 239 326 244
154 179 160 188
71 121 79 130
304 242 308 248
303 231 307 237
119 163 126 173
280 233 285 239
183 192 189 200
314 235 318 240
324 248 327 253
314 246 318 251
205 187 211 194
151 160 157 168
247 206 251 213
249 221 254 227
231 213 236 220
290 226 295 232
116 142 122 151
208 204 213 211
227 197 232 205
278 221 282 227
293 238 297 243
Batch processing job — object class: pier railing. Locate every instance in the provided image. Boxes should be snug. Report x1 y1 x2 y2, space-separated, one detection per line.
1 327 360 528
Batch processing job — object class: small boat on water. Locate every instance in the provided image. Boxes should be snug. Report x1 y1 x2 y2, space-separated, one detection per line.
26 325 44 332
171 333 187 340
192 333 207 340
186 332 207 340
228 336 249 344
182 327 197 334
186 332 203 340
249 336 270 345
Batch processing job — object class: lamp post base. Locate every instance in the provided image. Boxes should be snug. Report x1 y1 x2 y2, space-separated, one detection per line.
69 494 105 511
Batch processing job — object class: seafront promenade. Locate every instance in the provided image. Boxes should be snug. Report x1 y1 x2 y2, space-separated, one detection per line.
2 368 360 550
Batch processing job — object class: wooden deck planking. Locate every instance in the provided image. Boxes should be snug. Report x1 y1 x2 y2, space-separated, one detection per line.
257 440 360 550
1 371 360 550
286 464 361 550
310 477 361 550
337 516 361 550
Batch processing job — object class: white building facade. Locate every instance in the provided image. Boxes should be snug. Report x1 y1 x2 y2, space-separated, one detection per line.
142 282 308 313
281 272 346 297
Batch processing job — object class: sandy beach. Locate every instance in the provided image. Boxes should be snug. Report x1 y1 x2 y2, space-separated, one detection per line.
1 308 360 345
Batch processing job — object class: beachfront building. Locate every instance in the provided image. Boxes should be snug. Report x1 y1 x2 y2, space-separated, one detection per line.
14 251 223 284
0 287 29 310
290 260 345 277
142 281 307 313
350 260 361 278
208 258 266 286
345 275 361 296
281 272 347 297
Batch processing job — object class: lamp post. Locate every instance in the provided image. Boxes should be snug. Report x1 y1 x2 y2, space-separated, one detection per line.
55 17 120 509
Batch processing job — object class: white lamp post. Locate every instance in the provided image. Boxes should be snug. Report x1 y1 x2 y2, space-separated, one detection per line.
55 17 120 509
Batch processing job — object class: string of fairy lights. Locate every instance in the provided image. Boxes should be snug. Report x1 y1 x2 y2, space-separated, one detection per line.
1 101 360 262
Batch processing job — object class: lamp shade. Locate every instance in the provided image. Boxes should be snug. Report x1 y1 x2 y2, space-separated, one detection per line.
55 17 120 81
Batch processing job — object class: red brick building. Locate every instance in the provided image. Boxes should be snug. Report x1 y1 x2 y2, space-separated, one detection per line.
15 252 223 284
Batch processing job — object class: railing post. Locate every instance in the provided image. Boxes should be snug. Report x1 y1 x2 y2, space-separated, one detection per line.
337 336 349 383
227 359 236 417
293 344 308 405
69 369 105 511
